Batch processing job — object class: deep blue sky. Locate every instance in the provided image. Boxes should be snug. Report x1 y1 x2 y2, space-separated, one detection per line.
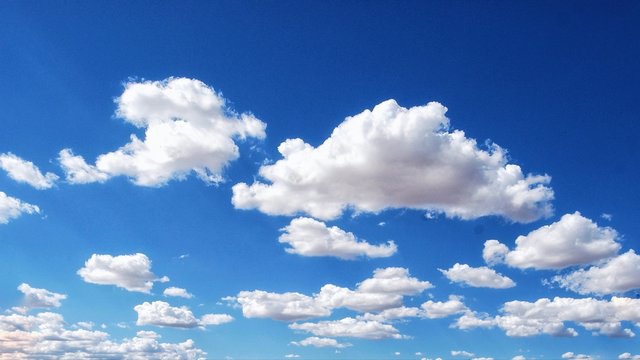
0 1 639 359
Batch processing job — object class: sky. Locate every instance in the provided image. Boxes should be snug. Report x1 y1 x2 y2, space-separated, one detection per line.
0 1 639 359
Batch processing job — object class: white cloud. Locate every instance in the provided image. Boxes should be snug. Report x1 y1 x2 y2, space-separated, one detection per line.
61 77 266 187
553 250 640 295
496 212 621 270
13 283 66 312
290 317 404 339
279 217 397 259
619 353 640 360
562 352 593 360
77 253 168 293
453 296 640 338
0 312 206 359
512 356 526 360
483 240 509 266
232 99 553 223
163 286 194 299
290 336 352 348
134 301 233 328
58 149 109 184
451 350 475 357
0 152 58 189
440 263 515 289
472 358 494 360
285 355 300 358
421 295 468 319
234 267 431 321
0 191 39 224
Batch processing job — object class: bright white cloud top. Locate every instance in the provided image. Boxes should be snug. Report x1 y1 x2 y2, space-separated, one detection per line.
13 283 67 313
440 263 515 289
77 253 168 293
59 77 266 187
279 217 397 259
0 152 58 189
232 99 554 222
289 317 405 340
163 286 194 299
290 336 352 348
134 301 233 328
0 191 39 224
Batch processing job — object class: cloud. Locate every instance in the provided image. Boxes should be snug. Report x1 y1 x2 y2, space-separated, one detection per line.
13 283 67 313
0 312 206 359
453 296 640 338
553 250 640 295
512 356 526 360
134 301 233 328
0 191 39 224
77 253 168 293
482 240 509 266
285 355 300 358
234 267 431 321
289 317 404 339
619 353 640 360
279 217 397 259
440 263 515 289
232 99 553 223
562 352 593 360
452 350 475 357
493 212 621 270
163 286 194 299
60 78 266 187
290 336 352 348
0 152 58 189
421 295 469 319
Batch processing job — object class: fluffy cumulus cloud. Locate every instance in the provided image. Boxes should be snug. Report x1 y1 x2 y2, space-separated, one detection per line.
421 295 469 319
553 250 640 295
453 296 640 338
289 317 404 340
452 350 475 357
134 301 233 328
439 263 515 289
13 283 66 313
232 99 553 223
482 240 509 266
77 253 168 293
562 352 593 360
0 152 58 189
491 212 621 270
0 191 39 224
163 286 194 299
279 217 397 259
59 77 266 187
290 336 352 348
0 312 206 359
619 353 640 360
234 267 431 321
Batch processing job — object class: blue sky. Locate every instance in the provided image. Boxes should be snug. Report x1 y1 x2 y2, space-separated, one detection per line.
1 1 639 359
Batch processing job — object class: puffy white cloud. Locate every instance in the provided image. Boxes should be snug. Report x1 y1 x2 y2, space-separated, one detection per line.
134 301 233 328
496 212 621 270
512 356 526 360
234 267 431 321
58 149 109 184
421 295 468 319
562 352 593 360
440 263 515 289
279 217 396 259
77 253 168 293
553 250 640 295
0 152 58 189
453 296 640 338
13 283 66 312
290 336 352 348
61 78 266 187
482 240 509 266
619 353 640 360
163 286 194 299
0 191 39 224
451 350 475 357
0 311 207 359
358 306 422 322
232 99 553 223
285 354 300 358
290 317 404 339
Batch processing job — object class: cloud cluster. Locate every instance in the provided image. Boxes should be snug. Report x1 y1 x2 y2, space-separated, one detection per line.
0 312 206 359
0 191 39 224
454 296 640 338
279 217 397 259
439 263 515 289
13 283 67 313
290 336 352 348
232 99 553 223
59 77 266 187
77 253 168 293
0 152 58 189
134 301 233 328
289 317 405 340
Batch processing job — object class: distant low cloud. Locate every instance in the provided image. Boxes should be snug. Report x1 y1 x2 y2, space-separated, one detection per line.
0 191 39 224
440 263 515 289
0 152 58 189
451 350 475 357
279 217 397 259
13 283 67 313
290 336 352 348
562 352 593 360
134 301 233 328
233 99 553 222
163 286 194 299
77 253 168 293
289 317 405 340
60 77 266 187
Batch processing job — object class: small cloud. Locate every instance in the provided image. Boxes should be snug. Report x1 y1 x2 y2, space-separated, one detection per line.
601 213 613 221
